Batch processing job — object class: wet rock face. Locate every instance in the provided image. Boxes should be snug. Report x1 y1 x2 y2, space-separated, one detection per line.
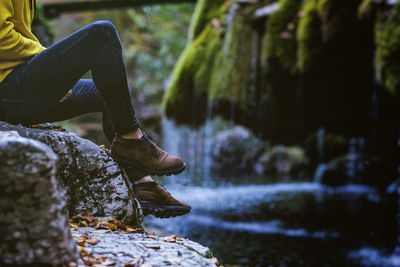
211 126 264 176
73 227 217 267
0 131 78 264
255 145 307 177
0 121 142 227
315 154 379 187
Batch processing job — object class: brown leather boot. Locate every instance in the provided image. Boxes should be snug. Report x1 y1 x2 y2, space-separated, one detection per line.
110 134 185 176
133 182 191 218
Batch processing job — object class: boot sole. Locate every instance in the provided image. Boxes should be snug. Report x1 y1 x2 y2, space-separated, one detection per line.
140 200 191 218
110 152 186 176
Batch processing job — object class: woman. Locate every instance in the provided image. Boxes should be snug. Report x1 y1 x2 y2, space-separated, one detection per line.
0 0 190 217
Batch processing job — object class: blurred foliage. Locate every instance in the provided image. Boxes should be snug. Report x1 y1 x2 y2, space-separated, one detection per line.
51 4 195 102
296 0 322 72
33 3 55 47
376 1 400 96
188 0 227 41
265 0 302 73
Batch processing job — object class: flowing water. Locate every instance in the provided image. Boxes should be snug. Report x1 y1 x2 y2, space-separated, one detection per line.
142 119 400 266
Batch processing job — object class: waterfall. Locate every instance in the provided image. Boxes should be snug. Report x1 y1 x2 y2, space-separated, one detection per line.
317 127 325 163
397 136 400 253
161 114 227 188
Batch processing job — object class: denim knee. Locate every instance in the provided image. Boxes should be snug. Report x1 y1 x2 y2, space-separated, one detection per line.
87 21 121 47
90 20 116 33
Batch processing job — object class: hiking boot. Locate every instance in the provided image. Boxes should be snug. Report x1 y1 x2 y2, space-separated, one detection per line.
110 134 185 176
133 182 191 218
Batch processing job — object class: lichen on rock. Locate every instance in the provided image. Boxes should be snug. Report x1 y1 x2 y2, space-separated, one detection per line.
0 121 142 228
0 131 79 265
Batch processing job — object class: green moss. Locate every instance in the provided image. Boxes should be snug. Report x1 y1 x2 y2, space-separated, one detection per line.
357 0 374 18
188 0 230 41
296 0 323 72
163 25 223 122
375 2 400 96
32 3 54 46
208 7 254 104
305 131 349 164
265 0 303 73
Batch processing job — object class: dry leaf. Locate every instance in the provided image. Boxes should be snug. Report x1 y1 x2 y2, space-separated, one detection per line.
92 229 112 234
123 256 141 267
81 210 96 223
145 245 160 250
86 237 101 245
164 258 181 265
126 227 140 233
210 257 220 266
164 235 177 243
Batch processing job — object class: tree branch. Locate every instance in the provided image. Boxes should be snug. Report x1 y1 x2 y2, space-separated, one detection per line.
43 0 197 19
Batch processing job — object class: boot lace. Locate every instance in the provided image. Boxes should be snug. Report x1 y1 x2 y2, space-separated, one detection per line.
141 134 160 158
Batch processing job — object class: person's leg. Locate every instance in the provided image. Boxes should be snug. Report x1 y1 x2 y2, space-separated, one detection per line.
0 20 184 176
0 21 138 135
47 79 190 217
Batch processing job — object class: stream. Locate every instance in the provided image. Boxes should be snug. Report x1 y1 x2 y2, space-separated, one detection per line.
142 119 400 266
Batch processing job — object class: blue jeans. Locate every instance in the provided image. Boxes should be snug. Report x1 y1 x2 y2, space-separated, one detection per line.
0 21 140 142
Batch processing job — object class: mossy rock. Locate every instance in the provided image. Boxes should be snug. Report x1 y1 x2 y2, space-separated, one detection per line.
209 4 255 104
305 130 348 166
296 0 323 72
188 0 232 41
265 0 303 73
375 1 400 96
259 0 304 143
296 0 374 137
163 24 223 124
357 0 375 18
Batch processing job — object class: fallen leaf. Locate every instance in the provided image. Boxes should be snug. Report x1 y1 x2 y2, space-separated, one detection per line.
124 256 141 267
164 258 181 265
97 217 114 222
75 235 88 247
81 210 96 223
78 220 89 227
86 237 101 245
102 259 117 266
28 123 66 131
126 227 140 233
99 145 110 154
68 222 79 230
210 257 220 266
164 235 177 243
145 245 160 250
146 235 158 240
92 229 112 234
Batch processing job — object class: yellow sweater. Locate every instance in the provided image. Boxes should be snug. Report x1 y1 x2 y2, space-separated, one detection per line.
0 0 46 83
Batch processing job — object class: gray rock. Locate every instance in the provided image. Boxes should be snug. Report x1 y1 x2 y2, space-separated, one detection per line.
255 145 306 177
0 121 142 227
0 132 79 264
314 153 378 186
73 227 217 267
211 126 264 176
